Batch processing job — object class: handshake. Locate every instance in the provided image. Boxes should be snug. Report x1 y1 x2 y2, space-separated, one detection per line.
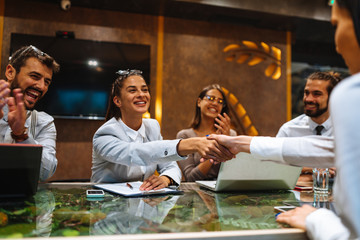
178 134 253 164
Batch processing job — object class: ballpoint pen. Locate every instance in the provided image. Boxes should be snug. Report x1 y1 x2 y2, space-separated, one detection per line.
126 182 133 190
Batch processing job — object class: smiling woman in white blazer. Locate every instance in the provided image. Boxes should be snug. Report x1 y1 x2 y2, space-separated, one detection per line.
91 70 233 191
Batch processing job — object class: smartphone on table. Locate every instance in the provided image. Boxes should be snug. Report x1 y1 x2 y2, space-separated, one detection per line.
86 189 105 198
274 205 297 213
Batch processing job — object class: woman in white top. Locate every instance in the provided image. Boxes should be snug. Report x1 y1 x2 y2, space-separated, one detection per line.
92 70 233 191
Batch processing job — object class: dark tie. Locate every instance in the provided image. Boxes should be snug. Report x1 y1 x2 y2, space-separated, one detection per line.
315 125 324 135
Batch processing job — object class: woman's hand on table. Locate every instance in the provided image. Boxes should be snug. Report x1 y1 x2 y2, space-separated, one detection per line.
140 175 169 191
276 204 317 230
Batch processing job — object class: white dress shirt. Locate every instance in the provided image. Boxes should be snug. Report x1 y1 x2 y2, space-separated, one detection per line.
276 114 333 137
250 136 334 168
276 114 334 167
250 73 360 239
304 72 360 240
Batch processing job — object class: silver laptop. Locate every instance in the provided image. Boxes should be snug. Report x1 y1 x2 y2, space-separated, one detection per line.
196 152 302 192
0 143 42 197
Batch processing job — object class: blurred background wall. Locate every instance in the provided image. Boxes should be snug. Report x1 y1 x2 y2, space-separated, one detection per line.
0 0 344 181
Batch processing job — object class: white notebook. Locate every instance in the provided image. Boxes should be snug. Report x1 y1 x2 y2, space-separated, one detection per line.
95 181 182 197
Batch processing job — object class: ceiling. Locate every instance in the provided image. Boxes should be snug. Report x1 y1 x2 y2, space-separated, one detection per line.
37 0 345 67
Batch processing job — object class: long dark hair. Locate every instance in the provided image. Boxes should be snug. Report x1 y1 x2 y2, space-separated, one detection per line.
336 0 360 47
105 69 144 121
189 84 230 129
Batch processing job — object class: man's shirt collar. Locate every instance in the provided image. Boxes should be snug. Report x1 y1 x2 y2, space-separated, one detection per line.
308 116 332 132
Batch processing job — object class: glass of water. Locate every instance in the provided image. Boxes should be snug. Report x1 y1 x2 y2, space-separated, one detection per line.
312 168 329 193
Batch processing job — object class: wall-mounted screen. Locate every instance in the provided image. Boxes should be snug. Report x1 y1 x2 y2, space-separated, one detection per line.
10 33 151 119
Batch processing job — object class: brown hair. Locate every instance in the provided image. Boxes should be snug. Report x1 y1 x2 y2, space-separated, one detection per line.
307 71 342 96
105 69 144 121
9 45 60 74
189 84 229 129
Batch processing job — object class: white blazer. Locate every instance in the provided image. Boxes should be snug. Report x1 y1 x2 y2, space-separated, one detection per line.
91 117 182 184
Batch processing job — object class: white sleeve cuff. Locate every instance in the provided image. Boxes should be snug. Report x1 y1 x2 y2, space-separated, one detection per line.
160 139 187 160
250 136 285 163
306 209 350 240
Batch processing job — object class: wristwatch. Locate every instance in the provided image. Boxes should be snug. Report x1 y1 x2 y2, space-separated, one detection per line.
169 177 175 186
11 128 29 142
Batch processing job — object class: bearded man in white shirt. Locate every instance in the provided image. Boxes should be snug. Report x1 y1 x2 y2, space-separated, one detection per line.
277 71 341 178
205 0 360 237
0 45 60 181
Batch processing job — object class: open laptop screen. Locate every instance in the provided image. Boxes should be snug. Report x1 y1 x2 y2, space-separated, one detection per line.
0 144 42 198
197 152 302 192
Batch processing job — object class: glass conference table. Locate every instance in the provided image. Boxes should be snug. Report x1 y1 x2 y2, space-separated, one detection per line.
0 182 333 240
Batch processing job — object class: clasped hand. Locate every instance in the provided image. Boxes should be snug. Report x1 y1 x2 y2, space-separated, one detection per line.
0 80 27 135
196 137 235 164
199 134 253 164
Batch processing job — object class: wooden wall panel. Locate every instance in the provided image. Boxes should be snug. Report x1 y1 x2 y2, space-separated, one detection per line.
1 0 159 181
161 18 287 139
1 0 288 181
52 119 104 181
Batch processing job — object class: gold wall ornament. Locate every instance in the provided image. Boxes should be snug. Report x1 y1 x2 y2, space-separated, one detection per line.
142 111 151 119
223 41 282 80
222 87 259 136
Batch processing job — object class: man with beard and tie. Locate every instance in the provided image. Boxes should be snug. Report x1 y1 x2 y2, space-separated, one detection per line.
0 45 60 181
276 72 341 178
